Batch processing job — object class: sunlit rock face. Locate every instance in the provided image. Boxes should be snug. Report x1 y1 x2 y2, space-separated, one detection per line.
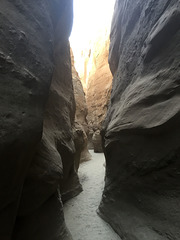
71 50 91 166
86 34 112 152
77 33 112 152
0 0 77 239
99 0 180 239
70 0 115 153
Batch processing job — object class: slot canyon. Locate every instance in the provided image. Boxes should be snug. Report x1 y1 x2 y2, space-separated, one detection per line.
0 0 180 240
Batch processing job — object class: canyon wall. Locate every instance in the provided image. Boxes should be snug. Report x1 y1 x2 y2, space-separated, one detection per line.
99 0 180 239
86 35 112 152
0 1 78 239
86 36 112 133
71 51 91 167
76 33 112 152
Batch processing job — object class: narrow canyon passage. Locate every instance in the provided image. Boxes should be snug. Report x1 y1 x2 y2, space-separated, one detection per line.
64 150 120 240
1 1 180 239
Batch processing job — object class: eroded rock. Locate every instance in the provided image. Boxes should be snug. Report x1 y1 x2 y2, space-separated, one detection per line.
86 36 112 134
71 50 91 165
86 35 112 152
92 130 103 153
99 0 180 239
0 0 77 239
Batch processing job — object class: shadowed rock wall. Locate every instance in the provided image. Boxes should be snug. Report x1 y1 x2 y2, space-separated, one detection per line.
0 0 79 239
99 0 180 239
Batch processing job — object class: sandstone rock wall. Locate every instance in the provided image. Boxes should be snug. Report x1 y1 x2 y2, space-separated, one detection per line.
71 51 91 165
99 0 180 239
0 1 78 239
85 34 112 152
86 35 112 132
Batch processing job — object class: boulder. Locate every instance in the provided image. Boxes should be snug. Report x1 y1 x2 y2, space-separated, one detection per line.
87 129 94 150
92 130 103 153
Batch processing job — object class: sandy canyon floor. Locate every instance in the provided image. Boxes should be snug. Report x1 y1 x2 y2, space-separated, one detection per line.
64 150 120 240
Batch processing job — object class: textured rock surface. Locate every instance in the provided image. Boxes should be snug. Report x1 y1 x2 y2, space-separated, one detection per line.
71 51 91 166
74 35 112 152
86 35 112 133
99 0 180 239
0 0 76 239
86 35 112 152
92 130 103 153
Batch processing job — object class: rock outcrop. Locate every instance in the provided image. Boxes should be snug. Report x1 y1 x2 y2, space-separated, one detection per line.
99 0 180 239
0 1 79 239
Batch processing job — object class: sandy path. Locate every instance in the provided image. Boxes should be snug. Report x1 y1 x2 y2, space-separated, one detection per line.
63 150 120 240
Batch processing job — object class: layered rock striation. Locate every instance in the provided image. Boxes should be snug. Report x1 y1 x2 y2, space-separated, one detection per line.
99 0 180 239
0 1 80 239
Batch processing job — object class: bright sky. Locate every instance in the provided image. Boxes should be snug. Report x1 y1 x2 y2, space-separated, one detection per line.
70 0 116 62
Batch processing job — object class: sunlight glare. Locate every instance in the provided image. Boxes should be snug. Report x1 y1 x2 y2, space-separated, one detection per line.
70 0 116 74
